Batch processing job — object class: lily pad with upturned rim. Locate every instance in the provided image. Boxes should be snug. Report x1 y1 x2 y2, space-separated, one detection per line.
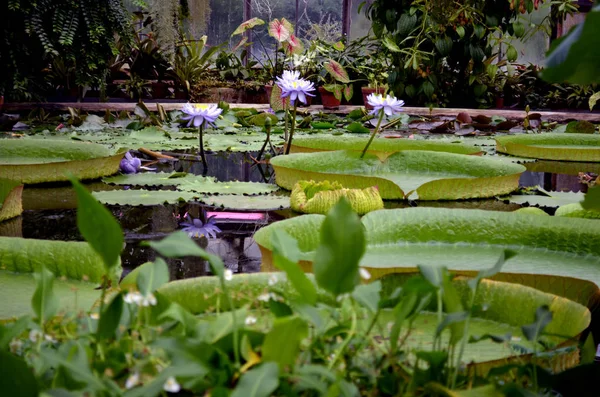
0 139 126 184
92 189 198 206
270 150 525 200
501 190 586 209
0 179 23 222
495 133 600 162
254 207 600 307
199 194 290 211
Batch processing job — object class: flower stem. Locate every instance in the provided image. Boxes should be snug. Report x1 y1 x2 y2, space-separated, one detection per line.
285 103 299 155
198 125 207 168
360 111 385 159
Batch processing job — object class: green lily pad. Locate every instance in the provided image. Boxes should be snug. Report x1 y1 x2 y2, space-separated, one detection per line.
103 172 215 187
0 180 23 222
92 189 198 206
158 273 588 371
555 203 600 219
0 270 102 319
0 139 125 184
177 180 280 195
0 237 117 284
270 150 525 200
289 135 483 157
199 194 290 211
254 208 600 306
525 160 600 176
501 190 585 209
496 134 600 162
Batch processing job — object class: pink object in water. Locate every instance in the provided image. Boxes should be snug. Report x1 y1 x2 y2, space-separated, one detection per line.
207 212 265 221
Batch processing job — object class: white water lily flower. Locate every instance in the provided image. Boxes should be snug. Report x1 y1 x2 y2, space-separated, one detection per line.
276 71 315 105
224 269 233 281
245 316 257 326
367 93 405 116
163 376 181 393
125 372 140 389
359 267 372 280
181 103 223 128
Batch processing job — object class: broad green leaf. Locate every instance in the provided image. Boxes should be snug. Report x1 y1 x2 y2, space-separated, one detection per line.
289 135 482 156
136 259 170 296
270 150 524 200
231 362 279 397
32 266 59 324
382 35 402 52
0 179 23 221
352 280 381 313
555 203 600 219
521 305 553 342
324 60 350 83
0 139 124 184
543 5 600 84
0 316 31 349
231 17 265 36
313 198 365 295
97 292 124 340
40 342 106 390
582 186 600 211
71 178 123 271
254 208 600 306
0 350 39 397
103 172 214 186
92 189 197 206
345 122 369 134
262 316 308 367
272 232 317 305
178 180 279 195
496 134 600 162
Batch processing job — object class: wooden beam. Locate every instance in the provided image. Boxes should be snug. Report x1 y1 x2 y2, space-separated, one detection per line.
3 102 600 122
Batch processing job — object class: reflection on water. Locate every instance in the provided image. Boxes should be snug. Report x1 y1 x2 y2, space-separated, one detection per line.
1 150 595 280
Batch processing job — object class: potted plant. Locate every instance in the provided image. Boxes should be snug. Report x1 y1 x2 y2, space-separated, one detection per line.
307 40 354 109
356 51 390 109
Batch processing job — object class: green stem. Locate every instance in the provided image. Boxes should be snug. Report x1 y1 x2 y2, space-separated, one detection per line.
451 293 476 389
198 125 207 168
283 104 289 142
360 111 385 158
285 103 299 155
328 302 357 370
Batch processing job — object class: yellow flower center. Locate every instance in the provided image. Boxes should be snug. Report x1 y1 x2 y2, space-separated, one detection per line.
193 104 209 110
292 81 298 88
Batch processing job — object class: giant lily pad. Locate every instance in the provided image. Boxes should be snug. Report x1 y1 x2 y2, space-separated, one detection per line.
270 150 525 200
254 208 600 306
177 180 280 195
525 160 600 176
496 134 600 162
199 194 290 211
0 139 126 184
157 272 588 372
92 189 198 206
0 236 119 284
0 270 102 319
289 136 483 159
0 179 23 222
103 172 214 187
501 190 585 209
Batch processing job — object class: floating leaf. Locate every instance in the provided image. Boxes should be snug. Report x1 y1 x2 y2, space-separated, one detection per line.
0 179 23 222
104 172 213 187
496 134 600 162
92 189 198 206
199 194 290 211
502 190 585 209
271 150 524 200
178 180 279 195
0 139 125 184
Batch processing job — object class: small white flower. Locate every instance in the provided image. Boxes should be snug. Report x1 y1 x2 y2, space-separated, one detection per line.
257 293 271 302
268 274 279 286
29 329 43 343
9 339 22 353
124 291 143 305
359 267 372 280
90 312 100 320
125 372 140 389
141 294 157 307
163 376 181 393
336 293 351 302
245 316 257 326
511 336 522 342
44 334 57 343
224 269 233 281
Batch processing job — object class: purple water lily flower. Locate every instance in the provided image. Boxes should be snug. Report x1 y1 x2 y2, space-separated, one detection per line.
276 70 315 105
180 213 221 239
120 152 141 174
181 103 223 128
367 93 405 116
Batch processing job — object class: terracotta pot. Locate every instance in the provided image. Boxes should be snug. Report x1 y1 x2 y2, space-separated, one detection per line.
361 87 386 109
318 86 341 110
495 95 505 109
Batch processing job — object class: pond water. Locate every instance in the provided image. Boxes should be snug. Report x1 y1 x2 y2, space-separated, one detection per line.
2 148 593 282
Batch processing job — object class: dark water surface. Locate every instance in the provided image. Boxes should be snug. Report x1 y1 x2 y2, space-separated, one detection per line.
2 151 593 281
